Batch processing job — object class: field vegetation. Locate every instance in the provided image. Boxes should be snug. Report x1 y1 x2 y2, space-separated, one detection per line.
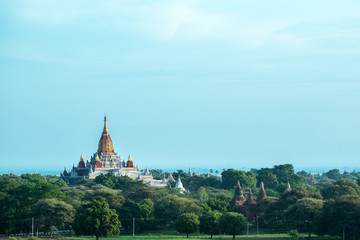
1 164 360 239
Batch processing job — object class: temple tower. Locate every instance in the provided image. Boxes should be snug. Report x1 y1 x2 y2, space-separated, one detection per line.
257 182 267 202
78 154 85 168
230 181 246 207
284 181 292 193
127 153 134 167
98 116 114 153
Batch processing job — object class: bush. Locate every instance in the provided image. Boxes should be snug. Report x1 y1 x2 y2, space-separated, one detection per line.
288 229 300 240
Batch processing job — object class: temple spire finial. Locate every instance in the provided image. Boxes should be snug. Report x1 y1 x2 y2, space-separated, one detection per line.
103 115 108 132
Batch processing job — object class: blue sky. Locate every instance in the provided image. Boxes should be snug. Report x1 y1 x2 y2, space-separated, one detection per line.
1 0 360 172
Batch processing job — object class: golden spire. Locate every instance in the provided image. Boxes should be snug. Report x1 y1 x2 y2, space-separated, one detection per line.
80 153 84 161
95 153 100 161
103 115 108 133
97 115 114 153
128 153 132 162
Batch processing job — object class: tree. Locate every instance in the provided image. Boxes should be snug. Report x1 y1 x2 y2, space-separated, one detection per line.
257 169 278 189
321 179 360 200
325 169 341 180
197 187 208 202
175 213 200 238
140 198 154 230
273 164 295 183
154 195 183 225
117 198 142 233
140 198 154 220
183 175 222 192
199 211 222 238
30 199 75 237
221 169 257 189
84 184 124 209
206 194 231 212
297 170 310 177
318 195 360 240
153 194 203 225
73 200 120 240
262 187 322 229
285 198 323 238
219 212 247 240
0 174 65 234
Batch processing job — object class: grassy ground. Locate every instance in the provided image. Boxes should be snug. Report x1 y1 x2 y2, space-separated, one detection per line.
2 228 341 240
10 233 340 240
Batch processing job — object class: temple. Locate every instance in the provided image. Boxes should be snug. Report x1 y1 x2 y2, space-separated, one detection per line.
229 181 268 222
60 116 167 188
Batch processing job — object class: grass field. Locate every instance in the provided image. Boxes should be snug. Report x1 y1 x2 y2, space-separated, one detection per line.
6 232 340 240
3 228 341 240
53 234 340 240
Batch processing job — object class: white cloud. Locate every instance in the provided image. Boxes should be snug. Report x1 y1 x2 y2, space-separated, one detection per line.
5 0 360 51
11 0 307 46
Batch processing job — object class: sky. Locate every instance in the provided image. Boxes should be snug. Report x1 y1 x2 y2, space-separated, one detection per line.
1 0 360 173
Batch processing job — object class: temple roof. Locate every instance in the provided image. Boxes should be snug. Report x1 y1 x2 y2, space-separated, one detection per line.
162 174 167 183
284 181 292 193
257 181 267 202
175 176 185 191
229 180 246 207
144 167 150 175
245 189 256 205
97 116 114 153
167 173 176 182
234 181 245 200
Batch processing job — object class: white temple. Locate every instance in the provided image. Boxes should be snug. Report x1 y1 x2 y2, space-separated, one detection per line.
174 176 186 193
60 116 169 188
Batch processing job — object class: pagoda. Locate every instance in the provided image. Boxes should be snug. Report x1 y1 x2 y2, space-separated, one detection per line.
61 116 167 187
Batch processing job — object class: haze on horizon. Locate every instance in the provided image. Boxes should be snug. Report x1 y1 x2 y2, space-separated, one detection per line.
1 0 360 172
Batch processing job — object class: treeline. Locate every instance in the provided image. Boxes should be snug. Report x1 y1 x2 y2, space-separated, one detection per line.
0 164 360 239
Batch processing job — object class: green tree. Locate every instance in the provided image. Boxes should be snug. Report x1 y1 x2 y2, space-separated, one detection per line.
219 212 247 240
0 174 65 234
175 213 200 238
221 169 257 189
140 198 154 220
183 175 222 192
199 211 222 238
325 169 341 180
139 198 154 231
30 199 75 237
94 171 117 188
321 179 360 200
197 187 208 202
318 195 360 240
154 195 182 225
285 198 323 238
273 164 295 183
257 169 279 189
84 184 124 209
117 198 142 233
73 200 120 240
206 194 231 212
262 187 322 229
297 170 310 177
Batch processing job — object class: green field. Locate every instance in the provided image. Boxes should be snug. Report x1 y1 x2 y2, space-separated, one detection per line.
56 235 339 240
5 233 340 240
